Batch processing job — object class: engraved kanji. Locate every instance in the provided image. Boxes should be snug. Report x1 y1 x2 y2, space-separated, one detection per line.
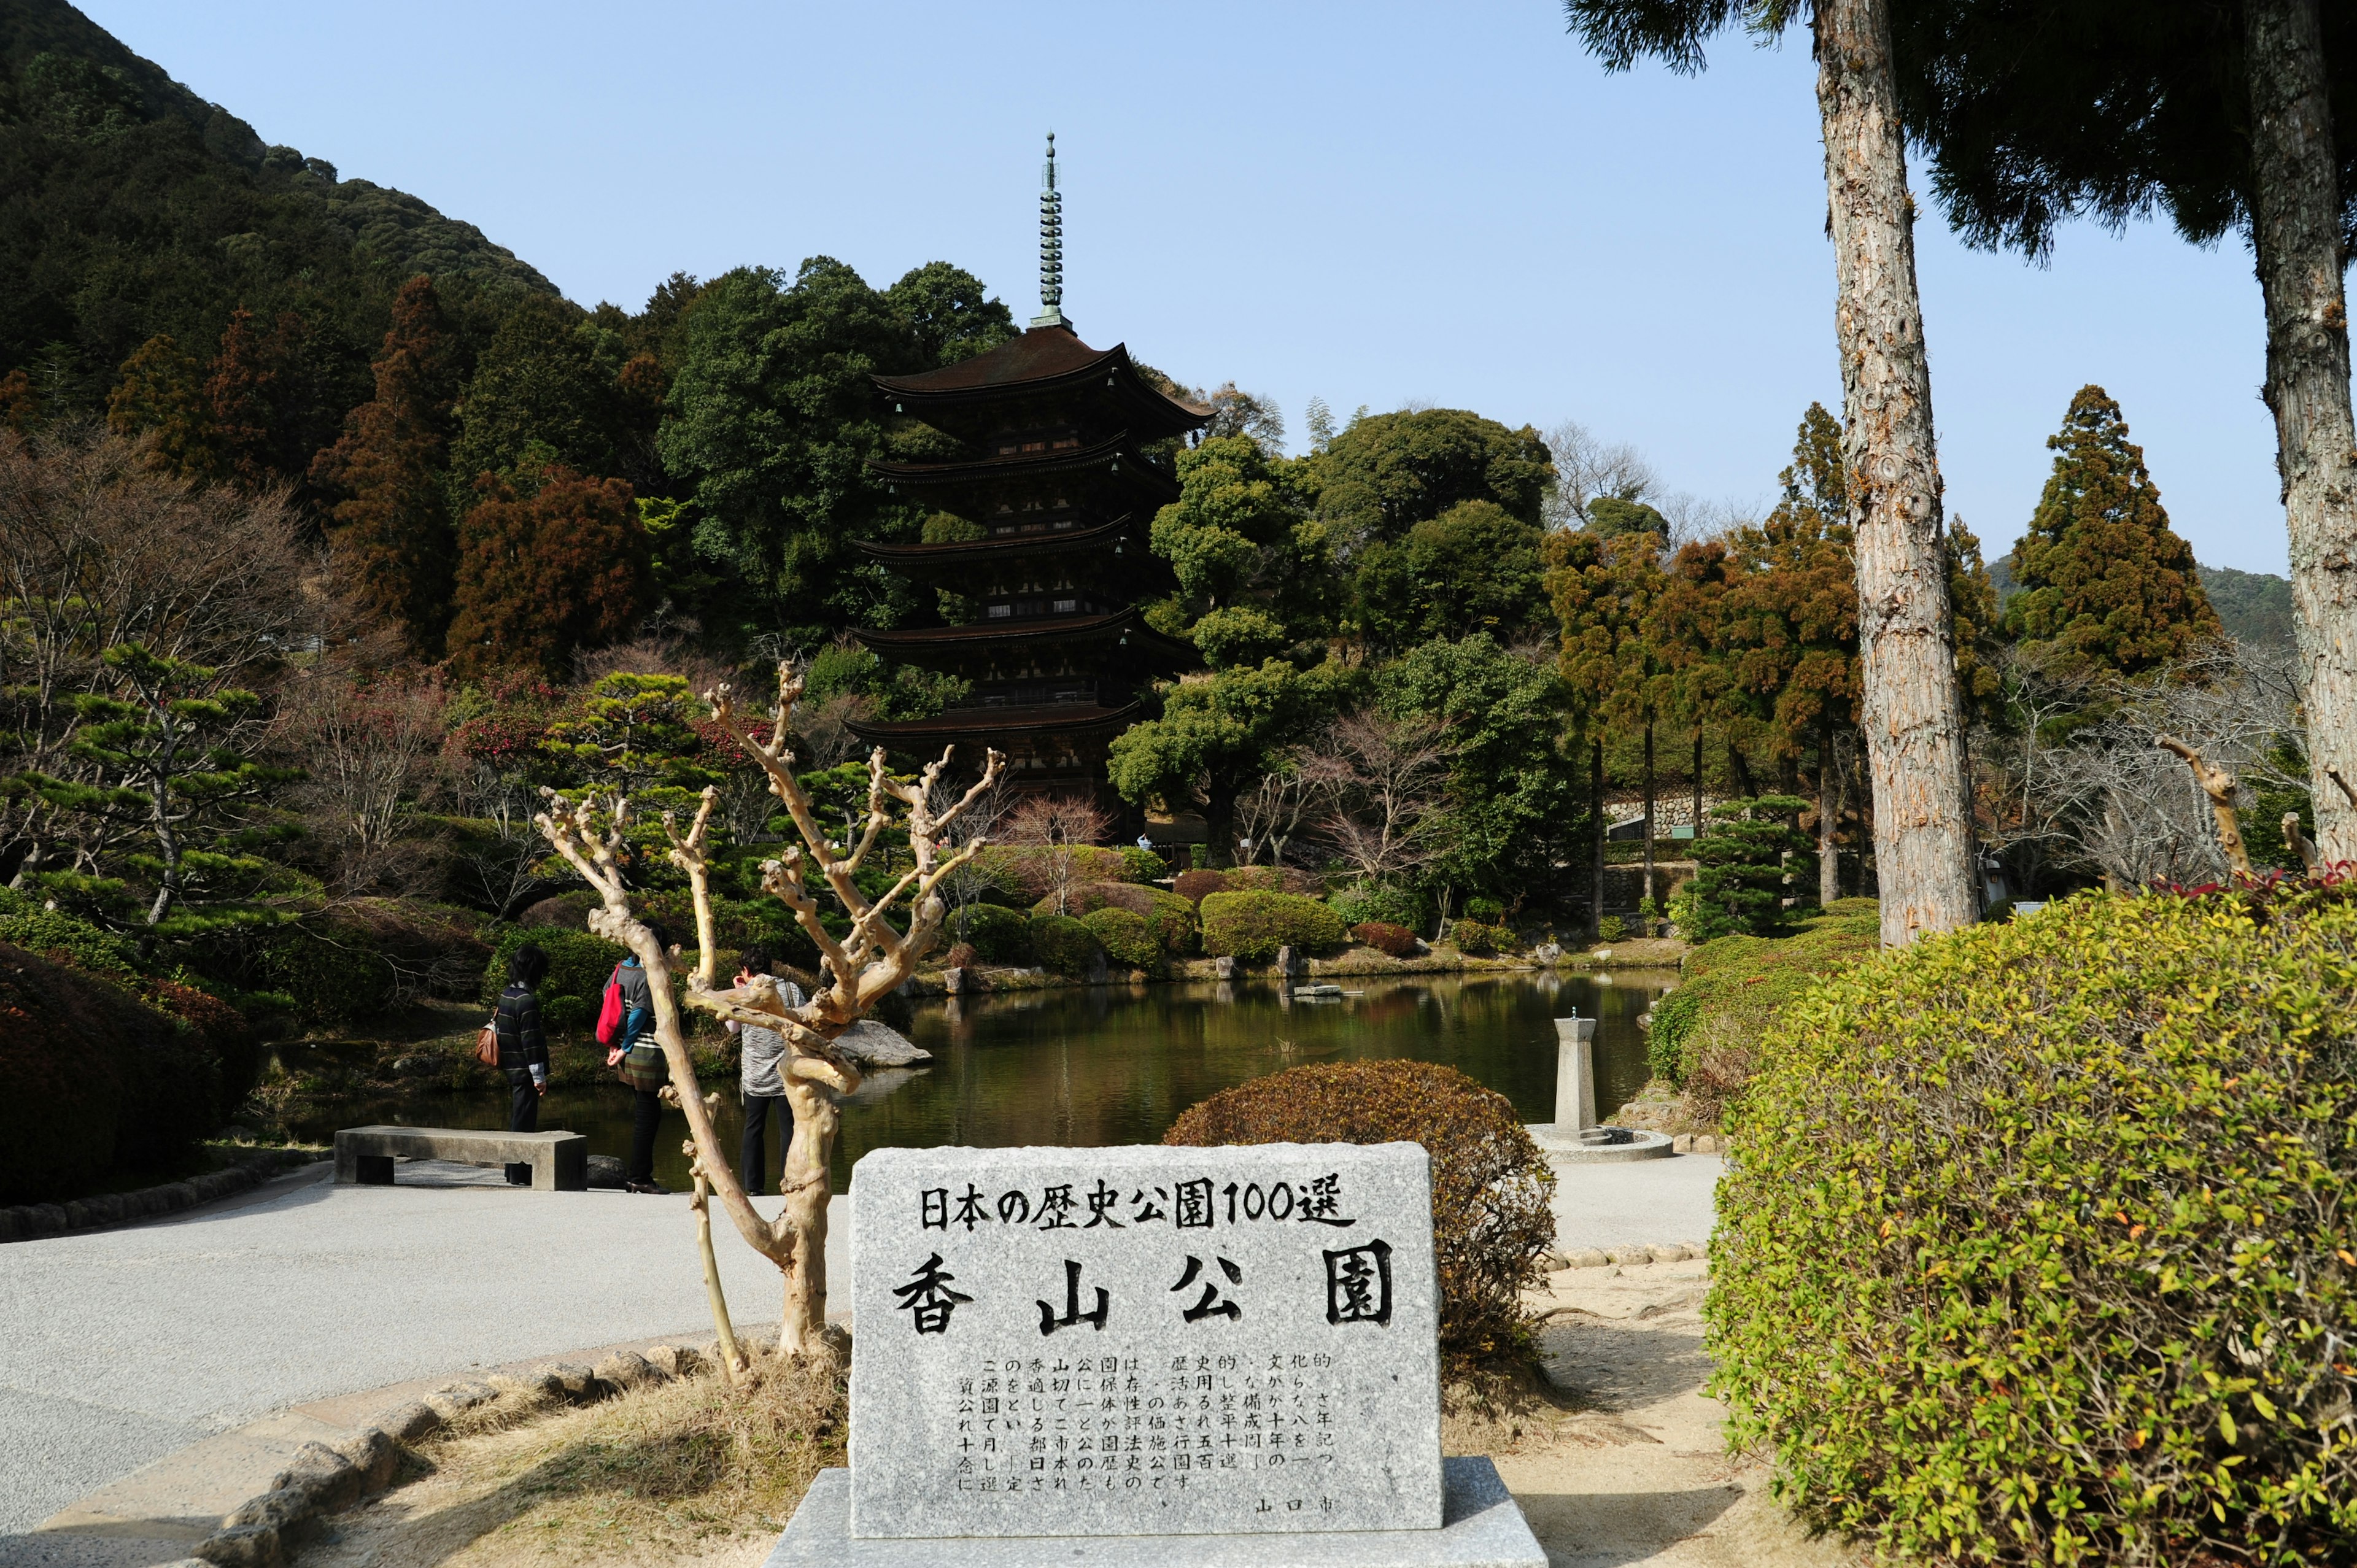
893 1252 973 1335
1170 1254 1244 1323
1323 1239 1393 1324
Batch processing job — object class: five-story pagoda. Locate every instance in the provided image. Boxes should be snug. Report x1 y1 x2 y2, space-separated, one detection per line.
848 135 1207 801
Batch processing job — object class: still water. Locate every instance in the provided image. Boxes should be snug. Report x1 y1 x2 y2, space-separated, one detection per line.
298 971 1672 1194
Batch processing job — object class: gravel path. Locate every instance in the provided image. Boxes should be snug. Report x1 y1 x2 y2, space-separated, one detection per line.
0 1159 845 1540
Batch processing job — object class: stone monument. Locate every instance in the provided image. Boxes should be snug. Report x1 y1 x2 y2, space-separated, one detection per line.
764 1141 1547 1568
1527 1014 1671 1162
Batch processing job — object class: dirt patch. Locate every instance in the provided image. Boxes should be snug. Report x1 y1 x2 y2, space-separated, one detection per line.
1498 1262 1865 1567
296 1348 845 1568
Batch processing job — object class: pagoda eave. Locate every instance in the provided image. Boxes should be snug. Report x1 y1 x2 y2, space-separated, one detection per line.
853 610 1196 670
845 701 1144 745
872 327 1209 443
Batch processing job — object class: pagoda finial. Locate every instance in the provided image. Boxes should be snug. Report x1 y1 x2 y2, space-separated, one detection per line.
1032 131 1066 329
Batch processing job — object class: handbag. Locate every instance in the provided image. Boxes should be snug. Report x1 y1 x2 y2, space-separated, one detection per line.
474 1007 501 1068
594 964 626 1045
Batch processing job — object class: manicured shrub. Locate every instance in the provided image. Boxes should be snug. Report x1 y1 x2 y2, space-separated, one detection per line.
0 907 142 978
481 925 630 1033
1225 865 1322 895
1328 881 1425 933
973 844 1131 903
1645 903 1879 1098
1463 895 1505 924
1174 868 1228 906
949 903 1034 967
1681 795 1811 941
1199 891 1346 962
1166 1060 1555 1359
1449 919 1511 956
1595 914 1626 943
1118 846 1167 883
252 923 398 1024
1029 913 1102 977
1709 884 2357 1566
0 941 220 1202
1037 882 1199 957
1350 921 1420 959
1082 908 1160 974
146 977 259 1122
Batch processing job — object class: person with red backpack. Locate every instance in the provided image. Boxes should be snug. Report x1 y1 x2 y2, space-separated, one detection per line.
597 921 673 1195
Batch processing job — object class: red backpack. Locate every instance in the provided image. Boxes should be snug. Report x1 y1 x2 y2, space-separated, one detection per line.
594 964 625 1046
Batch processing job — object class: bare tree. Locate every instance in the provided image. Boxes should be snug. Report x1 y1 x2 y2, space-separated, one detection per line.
276 674 448 899
1235 766 1326 867
1541 419 1658 530
536 662 1002 1359
1004 794 1113 915
1299 712 1452 885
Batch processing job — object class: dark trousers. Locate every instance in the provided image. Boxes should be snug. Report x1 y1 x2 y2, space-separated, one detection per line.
629 1086 662 1183
740 1091 794 1195
505 1070 539 1184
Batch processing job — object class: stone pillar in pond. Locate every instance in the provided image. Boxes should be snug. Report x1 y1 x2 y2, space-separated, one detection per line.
1552 1016 1598 1132
762 1143 1548 1568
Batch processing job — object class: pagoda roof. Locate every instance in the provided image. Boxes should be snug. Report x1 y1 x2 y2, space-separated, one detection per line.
869 431 1179 507
852 512 1145 566
874 326 1211 442
845 701 1144 744
854 607 1198 668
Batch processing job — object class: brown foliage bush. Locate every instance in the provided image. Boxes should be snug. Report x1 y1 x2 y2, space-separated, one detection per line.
1174 868 1229 905
1225 865 1323 896
1350 921 1420 959
447 468 651 679
1164 1060 1555 1360
942 943 978 971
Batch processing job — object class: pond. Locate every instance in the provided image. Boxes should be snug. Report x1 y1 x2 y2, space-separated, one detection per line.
287 971 1675 1194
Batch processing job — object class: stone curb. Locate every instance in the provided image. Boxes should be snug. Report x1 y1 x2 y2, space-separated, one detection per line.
189 1340 718 1567
1666 1134 1727 1154
1541 1241 1709 1270
0 1150 327 1243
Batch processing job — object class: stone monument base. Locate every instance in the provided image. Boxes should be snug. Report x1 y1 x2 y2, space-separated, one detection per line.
763 1458 1545 1568
1525 1123 1675 1162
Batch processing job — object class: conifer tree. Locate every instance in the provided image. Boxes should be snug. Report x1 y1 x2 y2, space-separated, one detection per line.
106 335 220 482
206 306 305 491
310 277 460 655
446 469 651 680
2005 385 2221 679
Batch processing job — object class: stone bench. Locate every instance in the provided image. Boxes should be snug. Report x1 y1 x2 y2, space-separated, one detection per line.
333 1126 587 1192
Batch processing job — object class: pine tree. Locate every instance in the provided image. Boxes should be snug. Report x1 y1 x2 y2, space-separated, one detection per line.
446 468 651 679
2006 385 2222 679
105 335 220 481
310 277 460 654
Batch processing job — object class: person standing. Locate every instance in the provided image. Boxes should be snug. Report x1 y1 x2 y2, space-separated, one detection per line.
605 922 672 1195
495 943 551 1186
726 947 806 1195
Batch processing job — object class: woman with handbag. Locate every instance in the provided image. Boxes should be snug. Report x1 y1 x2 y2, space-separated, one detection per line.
602 922 672 1195
492 944 551 1185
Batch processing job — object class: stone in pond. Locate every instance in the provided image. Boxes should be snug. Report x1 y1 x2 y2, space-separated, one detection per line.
835 1019 931 1067
586 1154 625 1189
848 1141 1441 1539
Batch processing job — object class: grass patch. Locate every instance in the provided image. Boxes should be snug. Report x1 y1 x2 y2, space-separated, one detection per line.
308 1347 846 1568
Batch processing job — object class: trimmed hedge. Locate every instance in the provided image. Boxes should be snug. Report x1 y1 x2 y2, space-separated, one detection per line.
1225 865 1322 896
1199 891 1345 962
1174 868 1229 906
1646 901 1881 1105
1037 882 1200 957
1029 913 1103 978
1166 1060 1555 1359
0 906 141 977
0 941 219 1203
1449 919 1511 956
1083 907 1160 975
1118 846 1167 883
1328 881 1425 933
1709 884 2357 1566
949 903 1034 967
974 844 1132 903
1350 921 1419 959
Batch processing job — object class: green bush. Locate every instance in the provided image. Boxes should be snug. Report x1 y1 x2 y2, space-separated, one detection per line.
1449 920 1511 956
1082 907 1159 974
1595 914 1626 943
0 907 142 978
949 903 1034 966
1166 1060 1555 1361
1646 903 1880 1103
481 925 630 1032
1463 895 1504 924
252 924 398 1025
1029 913 1103 977
1683 796 1811 941
973 844 1132 903
1709 885 2357 1566
1199 891 1346 961
1118 846 1168 883
1328 881 1425 933
1037 882 1199 957
0 941 219 1202
1225 865 1322 895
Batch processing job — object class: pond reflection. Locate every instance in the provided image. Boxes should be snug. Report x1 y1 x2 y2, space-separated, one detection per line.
292 971 1671 1195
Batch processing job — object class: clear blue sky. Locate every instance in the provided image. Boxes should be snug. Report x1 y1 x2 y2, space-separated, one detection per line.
85 0 2296 574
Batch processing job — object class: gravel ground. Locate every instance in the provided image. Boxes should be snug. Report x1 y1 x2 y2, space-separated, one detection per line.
1548 1153 1722 1253
0 1159 845 1540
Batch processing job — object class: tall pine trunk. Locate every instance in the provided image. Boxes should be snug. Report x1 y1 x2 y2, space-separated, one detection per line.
1641 714 1656 911
2245 0 2357 862
1690 727 1704 842
1590 737 1606 941
1816 0 1977 945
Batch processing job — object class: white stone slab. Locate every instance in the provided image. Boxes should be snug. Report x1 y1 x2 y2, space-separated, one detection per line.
769 1459 1541 1568
849 1142 1441 1539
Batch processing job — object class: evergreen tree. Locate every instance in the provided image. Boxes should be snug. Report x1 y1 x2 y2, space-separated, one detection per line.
205 306 306 490
1309 407 1555 546
1585 495 1670 538
1355 500 1550 651
310 276 461 654
2005 385 2221 679
1679 795 1812 941
885 260 1017 368
104 334 219 481
446 468 651 679
446 293 625 510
